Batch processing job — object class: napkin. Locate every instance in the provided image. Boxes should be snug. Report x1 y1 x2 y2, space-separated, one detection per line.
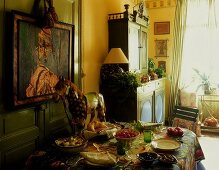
80 151 117 166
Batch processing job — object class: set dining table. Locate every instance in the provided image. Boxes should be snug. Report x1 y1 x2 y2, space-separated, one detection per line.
24 123 205 170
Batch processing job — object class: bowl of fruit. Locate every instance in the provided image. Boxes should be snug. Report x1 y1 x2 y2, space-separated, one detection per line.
167 127 184 137
114 128 140 150
114 128 140 141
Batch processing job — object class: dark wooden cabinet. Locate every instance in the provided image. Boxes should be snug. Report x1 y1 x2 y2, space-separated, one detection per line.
103 9 166 123
108 10 149 72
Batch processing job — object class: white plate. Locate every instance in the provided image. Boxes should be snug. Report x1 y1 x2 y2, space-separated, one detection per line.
151 139 181 151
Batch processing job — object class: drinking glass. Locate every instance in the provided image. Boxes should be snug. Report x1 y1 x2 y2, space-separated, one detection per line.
144 130 152 143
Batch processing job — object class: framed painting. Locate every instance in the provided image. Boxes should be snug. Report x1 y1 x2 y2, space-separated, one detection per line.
154 22 170 35
155 39 168 57
11 11 74 107
158 61 166 72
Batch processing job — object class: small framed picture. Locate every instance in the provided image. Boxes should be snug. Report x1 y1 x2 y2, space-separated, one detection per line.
158 61 166 72
154 22 170 35
155 39 168 57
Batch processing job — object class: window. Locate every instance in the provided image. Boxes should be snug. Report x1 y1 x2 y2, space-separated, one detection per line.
180 0 219 93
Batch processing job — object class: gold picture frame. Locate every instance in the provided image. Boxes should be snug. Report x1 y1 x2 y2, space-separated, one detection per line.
155 39 168 57
154 22 170 35
9 11 74 107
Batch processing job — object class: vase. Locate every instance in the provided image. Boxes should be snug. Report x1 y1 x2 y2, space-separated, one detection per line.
203 84 211 94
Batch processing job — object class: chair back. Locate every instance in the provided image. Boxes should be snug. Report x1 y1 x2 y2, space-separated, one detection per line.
172 106 199 122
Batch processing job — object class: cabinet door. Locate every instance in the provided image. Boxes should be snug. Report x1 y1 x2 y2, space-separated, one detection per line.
140 27 148 72
138 91 154 122
128 22 140 71
154 88 165 123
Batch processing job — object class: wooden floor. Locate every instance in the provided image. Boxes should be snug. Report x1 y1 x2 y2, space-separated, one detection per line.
198 132 219 170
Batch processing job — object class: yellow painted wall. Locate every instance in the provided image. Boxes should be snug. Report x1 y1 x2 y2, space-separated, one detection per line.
81 0 136 93
0 0 176 115
146 0 176 116
81 0 176 118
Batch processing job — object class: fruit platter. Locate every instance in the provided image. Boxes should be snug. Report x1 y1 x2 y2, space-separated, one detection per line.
166 127 184 137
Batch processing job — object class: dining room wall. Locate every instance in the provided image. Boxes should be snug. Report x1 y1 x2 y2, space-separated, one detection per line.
0 0 176 169
0 0 137 169
0 0 76 169
146 0 176 117
81 0 135 93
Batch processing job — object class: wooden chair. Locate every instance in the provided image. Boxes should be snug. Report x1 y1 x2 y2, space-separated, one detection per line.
172 105 201 136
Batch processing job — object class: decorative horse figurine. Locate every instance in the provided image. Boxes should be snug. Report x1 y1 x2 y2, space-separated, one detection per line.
54 76 87 134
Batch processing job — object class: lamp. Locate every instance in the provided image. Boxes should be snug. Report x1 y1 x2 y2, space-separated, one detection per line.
103 48 129 64
100 48 129 85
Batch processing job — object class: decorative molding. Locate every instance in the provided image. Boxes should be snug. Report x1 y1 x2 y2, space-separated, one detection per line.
144 0 176 9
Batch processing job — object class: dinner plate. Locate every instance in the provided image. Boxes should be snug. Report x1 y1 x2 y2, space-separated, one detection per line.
151 139 181 152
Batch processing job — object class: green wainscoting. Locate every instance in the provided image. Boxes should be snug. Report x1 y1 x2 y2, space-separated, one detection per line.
0 102 70 170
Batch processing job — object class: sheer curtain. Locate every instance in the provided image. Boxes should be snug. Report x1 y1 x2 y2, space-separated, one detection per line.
168 0 188 123
180 0 219 92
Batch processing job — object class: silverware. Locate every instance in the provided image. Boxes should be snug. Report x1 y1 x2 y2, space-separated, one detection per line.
122 160 132 170
66 156 84 167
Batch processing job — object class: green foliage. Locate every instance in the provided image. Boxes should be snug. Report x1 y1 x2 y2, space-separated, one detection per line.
193 68 211 92
108 71 141 92
148 58 155 72
155 67 165 78
193 68 210 85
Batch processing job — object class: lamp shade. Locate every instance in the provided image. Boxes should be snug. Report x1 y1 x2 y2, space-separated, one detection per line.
103 48 129 64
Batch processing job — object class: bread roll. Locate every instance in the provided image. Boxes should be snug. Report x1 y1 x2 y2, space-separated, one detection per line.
87 120 108 132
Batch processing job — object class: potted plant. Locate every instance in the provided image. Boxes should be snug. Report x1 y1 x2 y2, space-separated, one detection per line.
148 58 155 73
193 68 211 94
102 71 141 101
108 71 141 92
154 67 165 78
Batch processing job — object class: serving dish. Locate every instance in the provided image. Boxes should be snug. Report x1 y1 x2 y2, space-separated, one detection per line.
80 151 117 167
151 139 181 152
158 153 177 164
137 152 158 166
55 136 87 153
83 122 119 140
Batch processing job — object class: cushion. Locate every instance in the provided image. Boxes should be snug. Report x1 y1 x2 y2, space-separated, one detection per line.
179 90 197 107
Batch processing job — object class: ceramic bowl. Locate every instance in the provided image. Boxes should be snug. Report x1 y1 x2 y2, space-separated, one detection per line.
55 136 87 154
114 128 140 148
137 152 158 166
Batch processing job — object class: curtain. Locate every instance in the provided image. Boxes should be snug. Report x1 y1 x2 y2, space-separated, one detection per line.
180 0 219 93
168 0 188 124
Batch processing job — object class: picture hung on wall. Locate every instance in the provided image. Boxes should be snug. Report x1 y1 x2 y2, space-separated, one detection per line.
154 21 170 35
10 11 74 107
155 39 168 57
158 61 166 72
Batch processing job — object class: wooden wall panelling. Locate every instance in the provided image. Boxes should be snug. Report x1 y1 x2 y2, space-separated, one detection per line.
0 110 40 170
47 102 72 142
